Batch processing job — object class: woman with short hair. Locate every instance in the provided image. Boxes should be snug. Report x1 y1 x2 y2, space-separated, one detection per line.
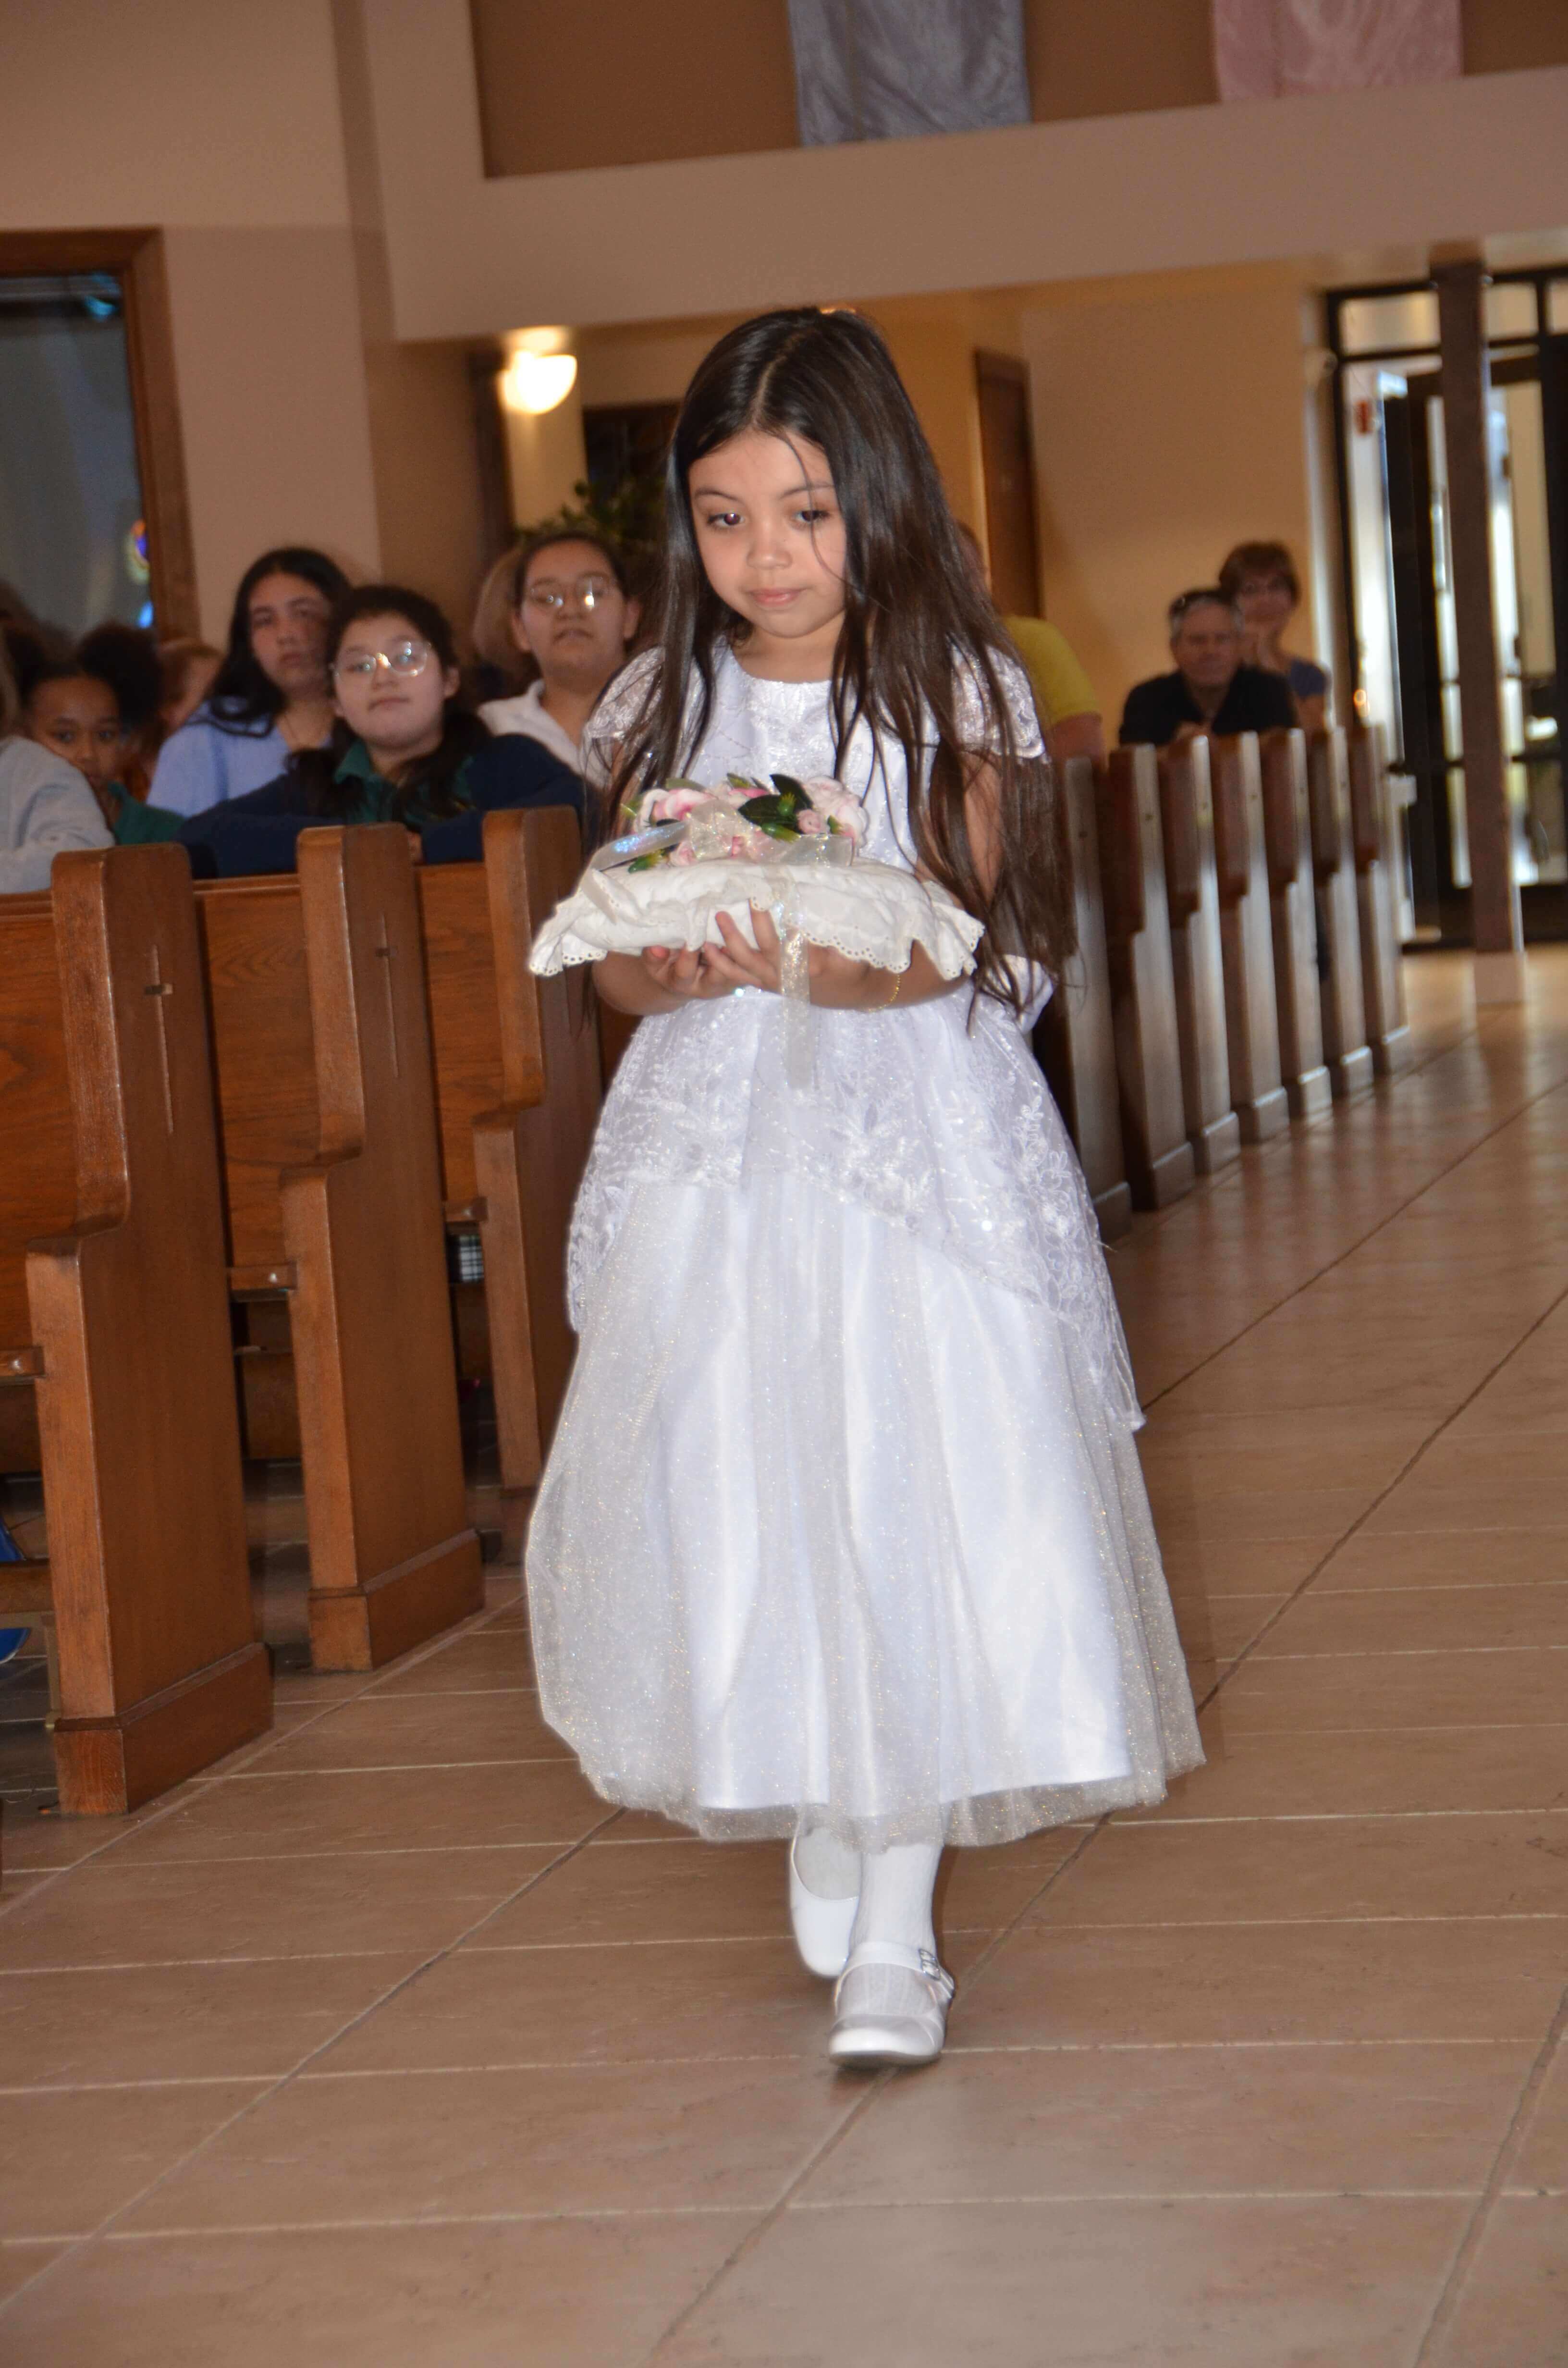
1218 540 1330 733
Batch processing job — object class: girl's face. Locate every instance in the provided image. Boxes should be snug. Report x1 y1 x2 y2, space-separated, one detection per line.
1235 570 1297 634
332 612 458 763
512 539 638 690
688 431 847 653
247 570 333 701
26 674 124 794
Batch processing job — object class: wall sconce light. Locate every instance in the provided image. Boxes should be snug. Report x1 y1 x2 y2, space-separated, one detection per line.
502 350 578 415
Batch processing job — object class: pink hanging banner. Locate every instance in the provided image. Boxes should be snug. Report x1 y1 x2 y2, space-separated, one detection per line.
1213 0 1461 102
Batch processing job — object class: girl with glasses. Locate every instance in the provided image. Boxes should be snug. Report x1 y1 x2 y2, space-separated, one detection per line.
178 584 580 877
480 531 642 774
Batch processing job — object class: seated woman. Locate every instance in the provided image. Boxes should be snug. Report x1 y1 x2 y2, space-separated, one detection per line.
178 584 581 878
0 644 111 893
479 531 641 774
21 655 184 844
1218 540 1331 733
150 545 351 816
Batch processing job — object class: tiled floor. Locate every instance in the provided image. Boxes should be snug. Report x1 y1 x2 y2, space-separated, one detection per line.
1 949 1565 2366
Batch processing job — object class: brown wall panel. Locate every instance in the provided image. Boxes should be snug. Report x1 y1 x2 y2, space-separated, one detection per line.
471 0 799 176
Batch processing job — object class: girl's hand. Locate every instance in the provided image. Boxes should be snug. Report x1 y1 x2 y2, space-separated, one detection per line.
701 910 954 1010
640 943 736 1001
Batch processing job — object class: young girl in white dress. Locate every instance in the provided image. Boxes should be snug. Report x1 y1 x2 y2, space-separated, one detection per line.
526 309 1200 2069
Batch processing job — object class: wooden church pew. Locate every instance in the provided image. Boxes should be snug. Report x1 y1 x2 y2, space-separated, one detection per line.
0 847 269 1813
418 808 601 1511
1158 736 1241 1174
1208 734 1290 1144
1034 754 1132 1238
1305 730 1375 1099
196 826 483 1669
1257 728 1333 1119
1097 747 1194 1209
1347 722 1415 1076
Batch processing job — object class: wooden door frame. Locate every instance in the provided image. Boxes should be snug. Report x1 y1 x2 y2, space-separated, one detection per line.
0 228 199 639
974 348 1042 616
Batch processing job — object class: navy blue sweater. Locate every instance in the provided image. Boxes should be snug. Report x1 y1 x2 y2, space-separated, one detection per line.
177 733 582 878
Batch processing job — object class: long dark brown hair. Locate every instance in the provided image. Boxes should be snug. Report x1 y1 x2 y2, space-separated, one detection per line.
607 307 1070 1012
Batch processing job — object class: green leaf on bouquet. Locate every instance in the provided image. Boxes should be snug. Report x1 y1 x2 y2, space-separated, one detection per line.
626 850 666 871
737 792 802 839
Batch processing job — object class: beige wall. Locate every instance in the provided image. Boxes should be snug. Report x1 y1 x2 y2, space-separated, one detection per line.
1020 273 1321 729
160 228 382 639
469 0 1566 178
364 1 1568 342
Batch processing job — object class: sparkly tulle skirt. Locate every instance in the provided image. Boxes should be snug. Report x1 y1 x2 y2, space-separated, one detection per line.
526 1166 1202 1852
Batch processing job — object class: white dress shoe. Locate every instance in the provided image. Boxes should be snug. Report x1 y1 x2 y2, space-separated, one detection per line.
789 1833 860 1979
828 1940 955 2068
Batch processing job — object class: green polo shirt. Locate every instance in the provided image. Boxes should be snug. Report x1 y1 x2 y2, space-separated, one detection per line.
334 738 474 826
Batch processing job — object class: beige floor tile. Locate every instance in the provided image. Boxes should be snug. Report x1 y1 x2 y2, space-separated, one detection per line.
327 1930 988 2077
0 2081 265 2239
234 1688 570 1773
366 1627 536 1696
1024 1812 1568 1927
0 1847 561 1970
0 1953 428 2087
0 2215 749 2368
102 1758 610 1865
325 1935 846 2072
480 1838 795 1949
1214 1644 1568 1732
934 1826 1085 1929
122 2055 855 2231
656 2195 1470 2367
1363 1483 1568 1538
1254 1582 1568 1656
0 2243 67 2308
1427 2197 1568 2367
1170 1591 1290 1661
1144 1714 1568 1819
800 2040 1532 2204
957 1916 1567 2048
0 1801 169 1878
1155 1534 1341 1595
1511 2042 1568 2192
1140 1486 1371 1546
1315 1530 1568 1589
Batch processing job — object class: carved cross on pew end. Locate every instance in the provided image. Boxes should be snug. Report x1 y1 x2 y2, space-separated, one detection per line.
373 911 401 1077
143 945 175 1134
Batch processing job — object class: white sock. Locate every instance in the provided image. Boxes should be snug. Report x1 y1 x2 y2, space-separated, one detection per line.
794 1822 861 1901
849 1841 941 1959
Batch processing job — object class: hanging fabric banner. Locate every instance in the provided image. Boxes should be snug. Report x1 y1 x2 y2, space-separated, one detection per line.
1212 0 1461 102
788 0 1030 147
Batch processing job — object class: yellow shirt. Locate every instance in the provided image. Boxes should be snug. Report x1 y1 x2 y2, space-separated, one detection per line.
1003 616 1100 728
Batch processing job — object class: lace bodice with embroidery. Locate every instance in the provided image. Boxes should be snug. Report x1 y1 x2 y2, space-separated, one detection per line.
571 647 1141 1424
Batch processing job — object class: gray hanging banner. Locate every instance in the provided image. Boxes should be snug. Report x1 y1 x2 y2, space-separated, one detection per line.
788 0 1030 147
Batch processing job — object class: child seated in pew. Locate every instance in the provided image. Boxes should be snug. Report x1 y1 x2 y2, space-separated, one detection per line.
177 585 581 877
20 653 184 845
0 642 113 892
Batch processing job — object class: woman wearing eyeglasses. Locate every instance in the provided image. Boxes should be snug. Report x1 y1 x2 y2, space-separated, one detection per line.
480 532 642 773
1218 541 1331 734
177 585 580 877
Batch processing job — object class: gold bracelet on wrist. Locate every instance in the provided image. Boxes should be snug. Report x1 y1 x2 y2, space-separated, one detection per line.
869 965 904 1011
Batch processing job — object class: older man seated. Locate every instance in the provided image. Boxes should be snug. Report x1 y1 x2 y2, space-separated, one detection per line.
1119 587 1296 749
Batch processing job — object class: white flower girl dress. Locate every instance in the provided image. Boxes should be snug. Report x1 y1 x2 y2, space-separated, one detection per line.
525 646 1201 1852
